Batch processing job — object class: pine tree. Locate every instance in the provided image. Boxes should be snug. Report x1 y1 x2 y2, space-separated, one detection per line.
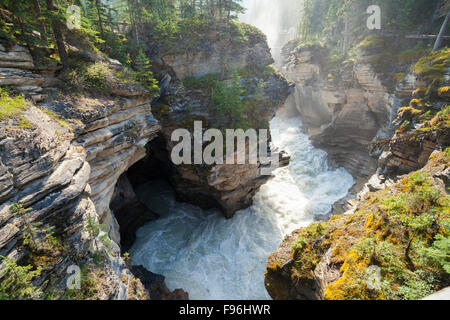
45 0 68 69
134 49 159 97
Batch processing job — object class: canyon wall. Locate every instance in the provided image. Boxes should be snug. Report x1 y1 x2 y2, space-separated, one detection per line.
281 44 392 187
141 25 293 218
265 43 450 300
0 45 170 299
0 22 292 298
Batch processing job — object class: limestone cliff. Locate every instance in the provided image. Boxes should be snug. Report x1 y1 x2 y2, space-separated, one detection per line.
0 44 180 299
265 47 450 300
280 43 392 186
137 24 293 218
0 21 292 298
265 149 449 300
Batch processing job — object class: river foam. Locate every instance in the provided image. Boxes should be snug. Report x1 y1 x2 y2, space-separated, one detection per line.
130 109 354 299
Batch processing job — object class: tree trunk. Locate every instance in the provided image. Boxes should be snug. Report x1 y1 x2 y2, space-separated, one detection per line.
95 0 105 39
128 0 140 46
433 10 450 51
427 0 443 31
32 0 47 42
45 0 68 69
342 13 349 56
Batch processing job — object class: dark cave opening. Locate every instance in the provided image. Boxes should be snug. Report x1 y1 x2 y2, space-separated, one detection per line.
109 134 173 253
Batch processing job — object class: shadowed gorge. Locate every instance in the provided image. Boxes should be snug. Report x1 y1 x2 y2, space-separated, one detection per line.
0 0 449 302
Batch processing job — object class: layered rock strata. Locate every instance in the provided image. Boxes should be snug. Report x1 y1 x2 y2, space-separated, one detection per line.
281 44 392 184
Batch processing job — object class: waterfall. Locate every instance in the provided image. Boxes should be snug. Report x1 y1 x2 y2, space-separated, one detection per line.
239 0 303 64
130 107 354 300
129 1 354 300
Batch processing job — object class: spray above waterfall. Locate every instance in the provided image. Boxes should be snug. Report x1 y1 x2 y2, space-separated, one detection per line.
239 0 303 63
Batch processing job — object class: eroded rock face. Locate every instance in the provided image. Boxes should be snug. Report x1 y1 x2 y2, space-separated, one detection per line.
138 24 293 218
110 173 159 252
160 25 273 80
265 150 450 300
377 129 450 175
153 71 292 218
281 44 392 184
0 23 292 298
163 40 273 80
0 45 46 102
0 70 162 299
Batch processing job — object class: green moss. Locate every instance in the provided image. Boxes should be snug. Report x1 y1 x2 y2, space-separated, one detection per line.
0 89 27 122
291 222 327 253
281 155 450 300
413 47 450 84
0 256 43 300
40 108 73 130
16 117 33 129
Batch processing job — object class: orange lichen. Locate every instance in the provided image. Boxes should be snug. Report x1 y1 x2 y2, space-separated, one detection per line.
438 86 450 98
413 87 427 98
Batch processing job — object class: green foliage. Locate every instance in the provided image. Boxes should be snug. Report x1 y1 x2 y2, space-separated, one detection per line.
230 21 267 44
299 0 439 45
63 61 112 93
102 30 129 64
183 73 221 89
0 0 52 47
10 202 59 254
382 173 447 236
85 214 113 256
212 71 246 129
83 62 113 92
133 49 159 97
282 156 450 301
291 222 327 253
0 256 43 300
64 263 98 300
398 270 436 300
0 89 27 122
420 235 450 273
414 48 450 83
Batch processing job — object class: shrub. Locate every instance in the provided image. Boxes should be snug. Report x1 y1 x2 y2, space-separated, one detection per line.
212 71 245 129
10 202 59 254
419 235 450 273
133 50 159 97
82 62 113 92
413 47 450 83
0 256 43 300
0 88 27 121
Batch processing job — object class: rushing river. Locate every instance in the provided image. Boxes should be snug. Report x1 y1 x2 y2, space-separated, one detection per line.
130 0 354 300
130 108 354 299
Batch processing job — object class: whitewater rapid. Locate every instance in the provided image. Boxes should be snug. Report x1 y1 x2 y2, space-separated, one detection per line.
130 109 354 300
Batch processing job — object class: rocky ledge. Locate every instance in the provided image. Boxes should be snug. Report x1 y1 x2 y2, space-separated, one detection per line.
280 43 392 187
136 23 293 218
0 21 292 298
0 43 189 299
265 149 450 300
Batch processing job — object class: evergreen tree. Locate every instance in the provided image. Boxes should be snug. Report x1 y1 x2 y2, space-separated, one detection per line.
134 49 159 97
